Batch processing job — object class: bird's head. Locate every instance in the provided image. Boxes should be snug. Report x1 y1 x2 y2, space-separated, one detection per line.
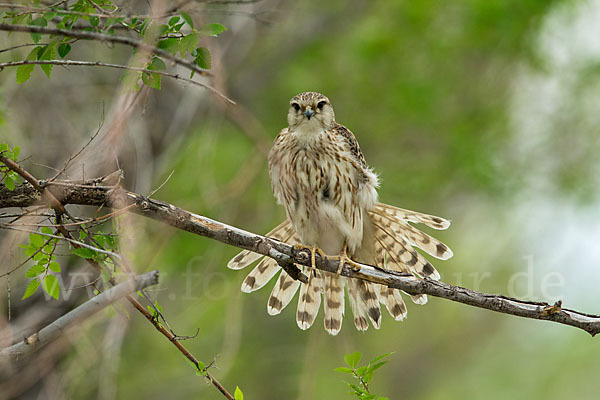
287 92 335 131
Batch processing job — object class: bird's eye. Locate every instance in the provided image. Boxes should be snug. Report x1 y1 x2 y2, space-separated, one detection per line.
292 103 300 111
317 101 326 109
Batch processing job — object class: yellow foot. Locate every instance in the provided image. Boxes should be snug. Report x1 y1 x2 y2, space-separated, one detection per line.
331 243 363 276
292 244 328 275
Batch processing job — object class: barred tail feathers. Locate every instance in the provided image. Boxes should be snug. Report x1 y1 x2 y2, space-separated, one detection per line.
227 219 295 270
369 203 453 307
240 221 296 293
323 275 345 335
296 268 323 330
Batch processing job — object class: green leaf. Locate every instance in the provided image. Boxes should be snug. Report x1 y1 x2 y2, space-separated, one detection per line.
29 17 47 44
347 382 366 394
157 24 170 36
42 275 60 300
142 71 161 90
179 33 198 58
168 16 180 26
149 57 166 71
89 15 100 27
93 233 106 247
24 245 37 257
12 146 19 160
58 43 71 58
181 12 194 29
105 233 117 250
139 18 151 35
344 351 362 368
157 38 180 54
334 367 354 374
369 352 393 364
199 23 226 37
16 47 41 84
29 233 45 248
11 14 29 26
25 264 46 278
72 247 96 259
4 175 14 191
42 11 57 22
48 261 61 273
41 226 53 235
22 278 41 299
193 47 211 69
367 361 388 374
356 366 368 376
234 386 244 400
38 42 57 78
33 252 48 262
16 63 34 85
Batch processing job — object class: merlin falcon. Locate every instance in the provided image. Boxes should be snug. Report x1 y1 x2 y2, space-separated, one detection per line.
228 92 453 335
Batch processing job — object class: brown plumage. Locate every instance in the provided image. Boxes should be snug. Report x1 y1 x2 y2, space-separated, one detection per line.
228 92 453 335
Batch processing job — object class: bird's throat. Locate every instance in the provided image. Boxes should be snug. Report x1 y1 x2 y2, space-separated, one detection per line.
291 120 325 145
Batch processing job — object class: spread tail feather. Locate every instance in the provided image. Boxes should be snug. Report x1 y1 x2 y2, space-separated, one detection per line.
226 203 452 332
296 268 323 330
268 270 301 315
227 220 295 270
323 275 345 335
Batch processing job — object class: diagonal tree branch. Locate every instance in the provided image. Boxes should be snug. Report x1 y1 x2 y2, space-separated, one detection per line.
2 172 600 336
0 270 160 362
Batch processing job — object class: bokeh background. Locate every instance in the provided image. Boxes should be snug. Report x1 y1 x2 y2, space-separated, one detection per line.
2 0 600 398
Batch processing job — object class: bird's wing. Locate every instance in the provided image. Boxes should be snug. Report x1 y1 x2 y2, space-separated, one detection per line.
331 123 368 169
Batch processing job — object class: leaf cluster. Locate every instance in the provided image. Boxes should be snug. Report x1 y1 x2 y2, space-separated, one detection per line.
0 1 227 88
21 221 119 301
21 227 61 300
335 351 392 400
0 142 21 191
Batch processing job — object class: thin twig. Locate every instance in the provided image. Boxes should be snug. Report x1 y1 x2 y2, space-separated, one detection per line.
0 234 56 278
0 60 235 104
0 270 160 362
51 106 105 182
0 223 121 258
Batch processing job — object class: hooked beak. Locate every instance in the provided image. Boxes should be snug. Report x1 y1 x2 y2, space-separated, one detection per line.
304 108 315 120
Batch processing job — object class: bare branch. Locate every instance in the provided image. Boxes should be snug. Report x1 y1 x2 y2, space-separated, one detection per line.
2 178 599 336
0 59 235 103
0 270 160 363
